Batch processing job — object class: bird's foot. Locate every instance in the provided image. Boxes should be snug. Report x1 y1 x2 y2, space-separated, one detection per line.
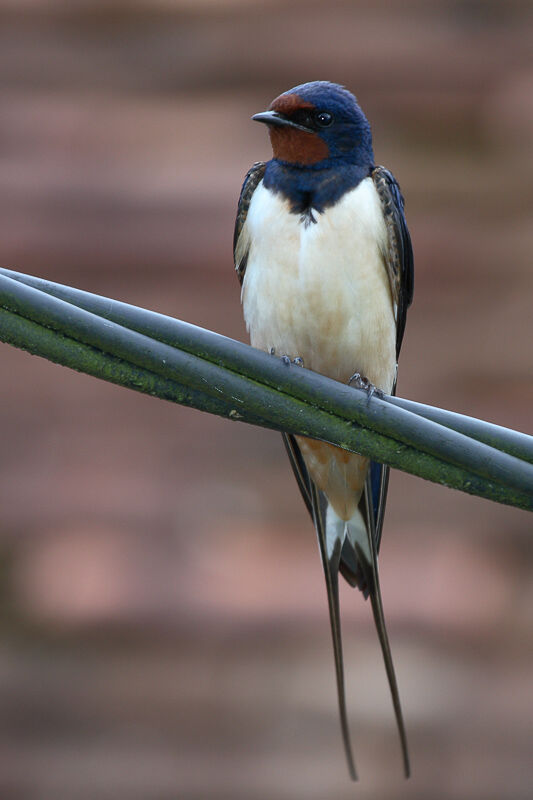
348 372 384 401
270 348 304 367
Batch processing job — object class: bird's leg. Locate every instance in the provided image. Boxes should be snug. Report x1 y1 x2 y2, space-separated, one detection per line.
270 347 304 367
348 372 384 401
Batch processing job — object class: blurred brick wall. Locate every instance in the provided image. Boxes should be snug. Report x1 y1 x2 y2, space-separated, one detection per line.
0 2 532 798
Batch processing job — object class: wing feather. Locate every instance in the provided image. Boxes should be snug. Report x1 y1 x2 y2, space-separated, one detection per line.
233 161 266 285
371 165 414 358
360 167 413 553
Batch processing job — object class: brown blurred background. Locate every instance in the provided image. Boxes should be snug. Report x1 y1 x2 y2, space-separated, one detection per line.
0 1 532 798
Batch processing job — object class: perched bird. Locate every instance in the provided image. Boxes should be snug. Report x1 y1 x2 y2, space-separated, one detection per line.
233 81 414 779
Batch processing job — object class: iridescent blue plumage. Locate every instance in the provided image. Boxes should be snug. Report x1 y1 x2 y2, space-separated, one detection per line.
263 160 371 216
262 81 376 214
281 81 375 165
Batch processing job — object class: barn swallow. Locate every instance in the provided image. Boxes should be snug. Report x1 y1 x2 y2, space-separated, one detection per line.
233 81 414 779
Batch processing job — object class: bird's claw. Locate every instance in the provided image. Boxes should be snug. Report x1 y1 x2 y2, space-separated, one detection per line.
270 348 304 367
348 372 384 401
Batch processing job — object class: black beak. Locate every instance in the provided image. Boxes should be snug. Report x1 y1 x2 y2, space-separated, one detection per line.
251 110 312 133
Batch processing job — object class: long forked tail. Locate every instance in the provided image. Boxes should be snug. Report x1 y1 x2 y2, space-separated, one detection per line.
358 472 411 778
309 482 357 781
282 433 409 777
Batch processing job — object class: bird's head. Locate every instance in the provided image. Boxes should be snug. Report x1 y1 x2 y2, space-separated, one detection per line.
252 81 374 169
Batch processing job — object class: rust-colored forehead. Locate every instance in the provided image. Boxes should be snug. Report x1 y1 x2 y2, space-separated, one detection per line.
269 92 315 114
265 91 328 166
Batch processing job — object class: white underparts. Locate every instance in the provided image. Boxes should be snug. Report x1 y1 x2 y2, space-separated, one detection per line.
239 176 396 521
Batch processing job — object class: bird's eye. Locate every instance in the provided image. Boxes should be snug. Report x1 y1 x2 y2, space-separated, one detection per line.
314 111 333 128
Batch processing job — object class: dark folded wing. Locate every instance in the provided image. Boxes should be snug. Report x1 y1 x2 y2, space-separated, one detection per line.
233 161 266 285
371 165 414 358
357 166 413 555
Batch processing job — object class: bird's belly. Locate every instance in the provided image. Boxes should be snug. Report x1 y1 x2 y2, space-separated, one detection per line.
241 178 396 519
242 179 396 389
